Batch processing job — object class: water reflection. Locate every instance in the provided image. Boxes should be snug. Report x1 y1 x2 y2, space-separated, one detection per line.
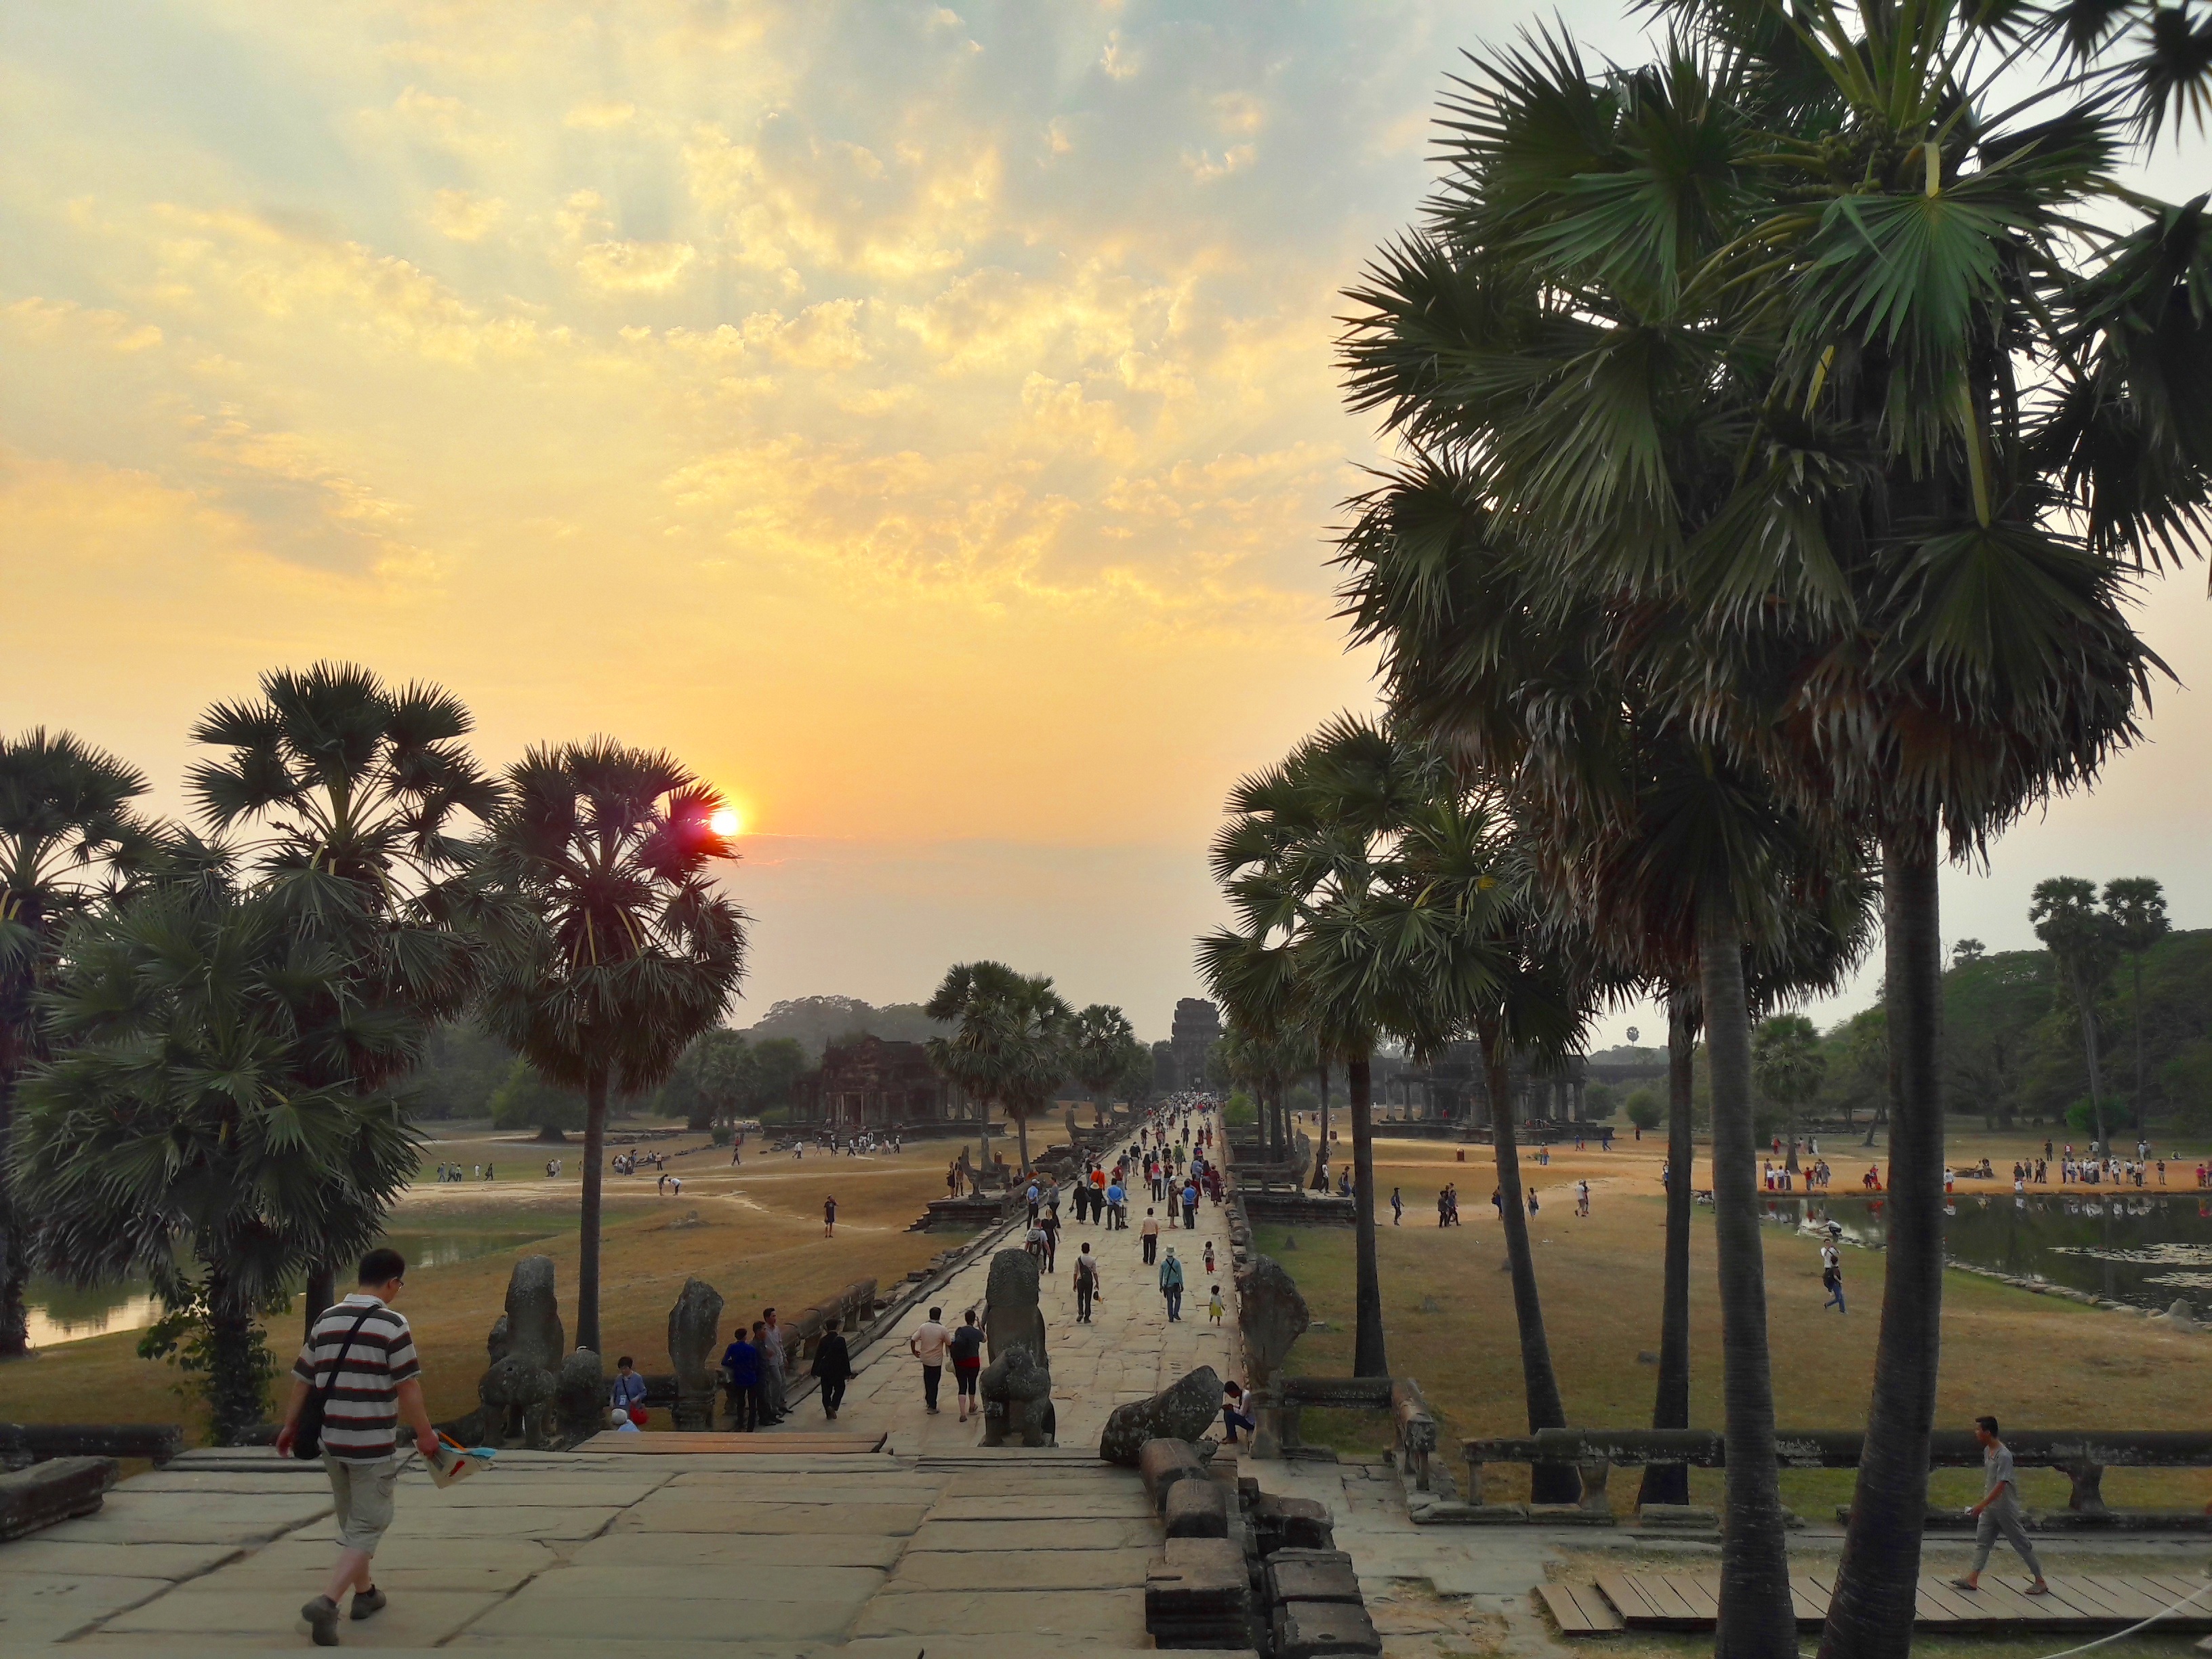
1763 1192 2212 1309
21 1227 553 1349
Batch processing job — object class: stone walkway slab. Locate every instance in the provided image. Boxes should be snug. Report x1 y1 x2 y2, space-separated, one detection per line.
851 1587 1149 1638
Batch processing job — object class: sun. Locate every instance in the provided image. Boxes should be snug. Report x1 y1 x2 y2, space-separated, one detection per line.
709 806 742 838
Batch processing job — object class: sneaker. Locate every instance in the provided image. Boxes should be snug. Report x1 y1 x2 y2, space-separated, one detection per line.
351 1585 388 1621
302 1595 341 1645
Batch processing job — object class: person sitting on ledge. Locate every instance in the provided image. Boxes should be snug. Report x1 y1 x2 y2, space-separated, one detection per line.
1221 1379 1256 1446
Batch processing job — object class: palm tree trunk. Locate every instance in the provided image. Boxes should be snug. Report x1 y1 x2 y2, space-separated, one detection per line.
303 1265 335 1343
0 1212 26 1361
1641 988 1696 1509
1820 838 1946 1659
1015 1109 1031 1174
578 1070 609 1355
1313 1067 1332 1189
2073 968 2106 1147
2131 956 2146 1140
205 1272 266 1447
1347 1047 1388 1378
1485 1026 1576 1504
1699 886 1798 1659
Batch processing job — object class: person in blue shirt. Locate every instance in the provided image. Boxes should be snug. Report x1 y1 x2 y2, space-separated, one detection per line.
1181 1179 1199 1231
609 1355 649 1414
720 1327 761 1431
1105 1180 1126 1230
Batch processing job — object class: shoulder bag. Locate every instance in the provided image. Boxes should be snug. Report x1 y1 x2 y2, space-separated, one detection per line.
293 1306 377 1461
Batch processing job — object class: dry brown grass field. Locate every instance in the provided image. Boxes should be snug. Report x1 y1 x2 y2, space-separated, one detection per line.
1271 1132 2212 1518
0 1122 964 1435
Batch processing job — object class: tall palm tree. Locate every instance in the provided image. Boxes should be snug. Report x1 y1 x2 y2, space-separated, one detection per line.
188 663 501 1329
1069 1004 1142 1132
989 975 1076 1174
2101 878 2169 1139
0 729 160 1359
926 961 1027 1171
13 867 416 1441
474 742 745 1354
1755 1016 1827 1173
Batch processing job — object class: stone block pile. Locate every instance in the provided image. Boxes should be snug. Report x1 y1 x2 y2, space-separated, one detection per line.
1134 1435 1382 1656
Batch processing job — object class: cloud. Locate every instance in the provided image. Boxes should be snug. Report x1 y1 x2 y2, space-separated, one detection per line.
564 99 637 130
575 239 697 293
1183 144 1257 183
427 188 505 241
4 296 162 352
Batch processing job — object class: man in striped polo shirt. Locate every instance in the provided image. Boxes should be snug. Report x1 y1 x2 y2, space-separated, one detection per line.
275 1248 440 1645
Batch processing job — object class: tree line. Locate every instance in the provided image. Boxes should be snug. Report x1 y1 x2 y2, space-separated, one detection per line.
0 665 747 1439
1207 4 2212 1657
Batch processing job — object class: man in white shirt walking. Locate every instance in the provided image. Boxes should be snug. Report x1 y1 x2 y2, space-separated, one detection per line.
909 1307 951 1414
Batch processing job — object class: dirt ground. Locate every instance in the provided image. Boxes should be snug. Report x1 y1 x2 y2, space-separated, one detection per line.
1269 1130 2212 1516
0 1120 969 1434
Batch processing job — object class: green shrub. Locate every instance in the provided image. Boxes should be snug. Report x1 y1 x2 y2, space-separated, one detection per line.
1624 1087 1663 1132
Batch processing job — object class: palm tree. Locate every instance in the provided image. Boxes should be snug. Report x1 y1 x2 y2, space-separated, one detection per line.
13 868 416 1441
0 729 161 1359
1642 986 1700 1509
1069 1004 1141 1130
2030 878 2121 1146
924 963 1071 1174
1340 0 2209 1637
1754 1016 1827 1174
188 663 501 1329
474 742 745 1355
2102 878 2169 1139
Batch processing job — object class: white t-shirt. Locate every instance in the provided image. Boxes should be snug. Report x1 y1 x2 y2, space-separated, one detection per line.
910 1321 951 1366
1141 1216 1160 1237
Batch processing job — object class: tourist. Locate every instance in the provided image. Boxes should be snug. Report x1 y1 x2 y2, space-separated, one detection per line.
1141 1207 1161 1265
947 1161 960 1198
1391 1187 1403 1225
1027 1179 1041 1224
823 1194 837 1237
1039 1206 1061 1272
484 1163 493 1181
608 1407 640 1434
1822 1243 1846 1314
1107 1176 1127 1229
1182 1177 1200 1231
610 1355 649 1414
657 1172 669 1196
909 1306 951 1414
1208 1284 1225 1324
1576 1180 1591 1217
949 1309 985 1422
1160 1244 1186 1322
722 1326 760 1431
811 1317 853 1420
275 1247 438 1647
1073 1243 1101 1322
1221 1379 1255 1446
1527 1187 1540 1216
1952 1416 2051 1596
1203 1240 1216 1275
759 1309 788 1424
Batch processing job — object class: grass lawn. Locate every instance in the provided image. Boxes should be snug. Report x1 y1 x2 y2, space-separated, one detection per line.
1266 1132 2212 1518
0 1120 965 1437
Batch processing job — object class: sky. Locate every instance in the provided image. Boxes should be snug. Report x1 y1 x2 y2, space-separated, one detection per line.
3 1 2209 1048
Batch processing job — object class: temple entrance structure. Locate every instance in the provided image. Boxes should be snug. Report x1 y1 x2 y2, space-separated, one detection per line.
792 1035 963 1132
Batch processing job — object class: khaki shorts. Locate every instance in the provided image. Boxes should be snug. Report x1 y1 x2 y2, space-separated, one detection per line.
323 1454 400 1553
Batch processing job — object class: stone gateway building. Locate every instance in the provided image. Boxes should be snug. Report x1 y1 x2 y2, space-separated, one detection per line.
1168 998 1222 1092
792 1036 960 1132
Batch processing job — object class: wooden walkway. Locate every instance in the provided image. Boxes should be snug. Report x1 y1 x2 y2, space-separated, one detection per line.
1540 1571 2212 1637
573 1430 888 1454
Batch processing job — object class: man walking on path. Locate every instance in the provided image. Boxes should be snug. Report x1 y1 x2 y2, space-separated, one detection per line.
722 1326 760 1431
1952 1416 2051 1595
811 1317 853 1419
1160 1244 1186 1322
276 1248 438 1647
909 1307 950 1414
823 1195 837 1237
1141 1208 1161 1266
758 1309 788 1425
1391 1187 1403 1225
1181 1178 1199 1231
1106 1176 1126 1229
1073 1244 1100 1322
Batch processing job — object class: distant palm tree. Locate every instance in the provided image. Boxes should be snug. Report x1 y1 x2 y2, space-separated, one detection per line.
474 742 745 1355
2102 879 2170 1139
0 729 161 1359
2030 878 2121 1147
1754 1016 1827 1174
14 869 416 1441
188 663 501 1329
926 960 1028 1171
1068 1004 1141 1130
